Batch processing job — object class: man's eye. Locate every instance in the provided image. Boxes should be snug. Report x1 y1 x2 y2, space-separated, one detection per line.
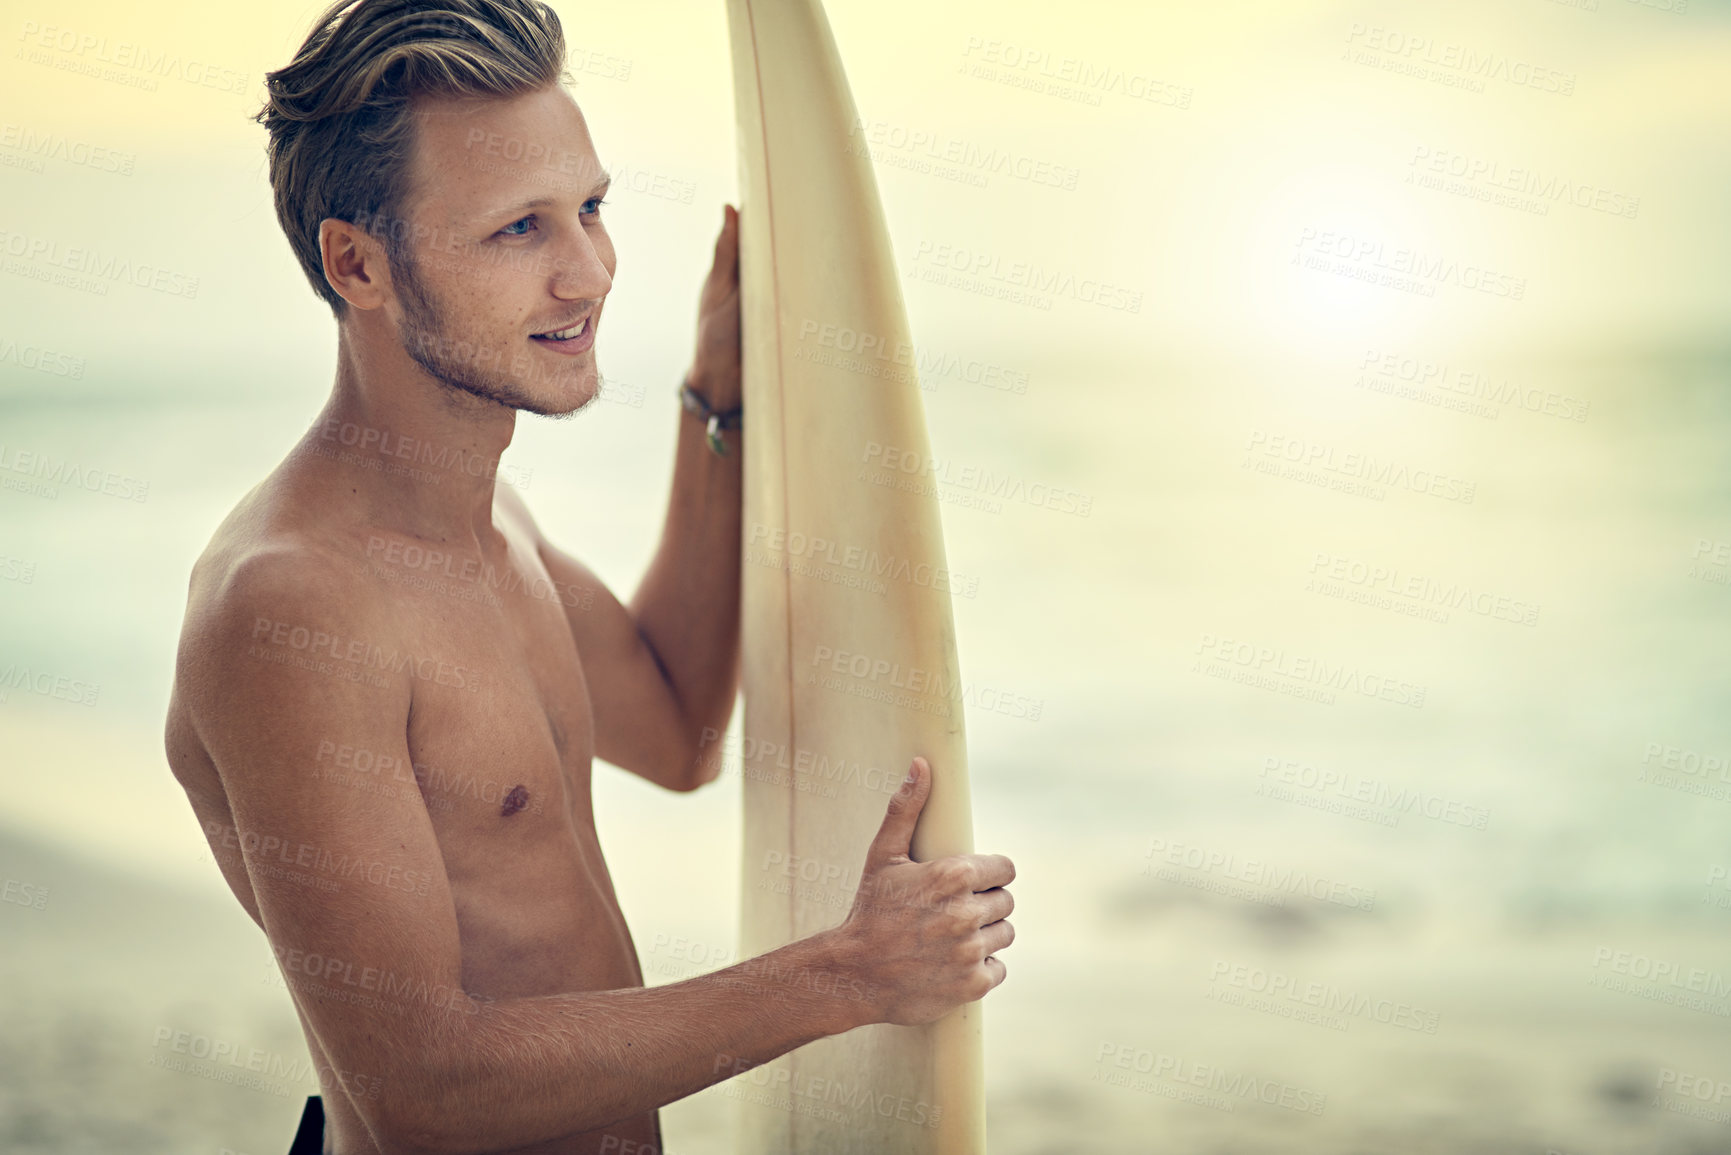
499 216 535 237
583 197 609 216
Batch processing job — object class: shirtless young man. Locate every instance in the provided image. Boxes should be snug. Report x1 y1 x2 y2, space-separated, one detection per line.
163 2 1015 1152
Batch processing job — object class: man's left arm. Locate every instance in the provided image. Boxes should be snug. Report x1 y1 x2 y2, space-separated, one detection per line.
534 204 743 791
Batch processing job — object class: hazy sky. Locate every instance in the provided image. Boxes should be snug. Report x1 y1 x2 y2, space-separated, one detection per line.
2 0 1727 398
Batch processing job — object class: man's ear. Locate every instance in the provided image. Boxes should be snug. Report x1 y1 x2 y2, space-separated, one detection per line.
319 218 392 311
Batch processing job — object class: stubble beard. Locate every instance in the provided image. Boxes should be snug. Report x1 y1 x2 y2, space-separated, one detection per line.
391 243 593 419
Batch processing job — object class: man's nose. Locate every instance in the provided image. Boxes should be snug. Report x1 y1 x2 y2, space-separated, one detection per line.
548 231 612 301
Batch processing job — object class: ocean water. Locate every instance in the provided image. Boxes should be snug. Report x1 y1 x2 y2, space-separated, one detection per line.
3 341 1730 1153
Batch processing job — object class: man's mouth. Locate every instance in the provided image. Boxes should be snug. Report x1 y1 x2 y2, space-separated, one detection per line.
532 316 590 342
529 313 597 356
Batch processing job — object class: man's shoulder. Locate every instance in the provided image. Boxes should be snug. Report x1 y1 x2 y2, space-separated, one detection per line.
167 480 415 791
178 505 396 683
202 537 379 624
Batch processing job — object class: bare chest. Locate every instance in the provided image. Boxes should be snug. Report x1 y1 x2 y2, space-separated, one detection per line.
356 542 639 995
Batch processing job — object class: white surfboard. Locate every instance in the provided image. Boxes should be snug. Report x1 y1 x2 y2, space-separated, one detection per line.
727 0 985 1151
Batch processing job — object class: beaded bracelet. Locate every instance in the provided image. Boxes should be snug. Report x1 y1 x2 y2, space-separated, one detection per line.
678 383 744 457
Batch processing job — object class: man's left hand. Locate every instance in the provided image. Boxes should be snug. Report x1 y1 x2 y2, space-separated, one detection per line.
688 203 741 410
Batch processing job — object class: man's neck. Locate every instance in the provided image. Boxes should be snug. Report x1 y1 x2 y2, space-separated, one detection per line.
310 326 520 551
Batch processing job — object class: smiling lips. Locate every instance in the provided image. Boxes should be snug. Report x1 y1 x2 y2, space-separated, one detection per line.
530 313 595 354
536 317 588 340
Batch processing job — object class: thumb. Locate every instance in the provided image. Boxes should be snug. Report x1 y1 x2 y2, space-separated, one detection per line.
866 757 931 869
713 204 739 273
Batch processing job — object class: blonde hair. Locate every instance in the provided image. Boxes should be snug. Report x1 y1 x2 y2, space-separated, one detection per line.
256 0 566 315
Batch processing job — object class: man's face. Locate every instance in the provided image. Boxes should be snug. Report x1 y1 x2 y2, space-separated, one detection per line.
387 84 615 417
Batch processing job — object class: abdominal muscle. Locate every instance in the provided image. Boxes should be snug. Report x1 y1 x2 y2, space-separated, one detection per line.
210 759 662 1155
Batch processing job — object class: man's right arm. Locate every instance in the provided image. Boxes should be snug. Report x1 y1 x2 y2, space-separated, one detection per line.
187 549 1014 1155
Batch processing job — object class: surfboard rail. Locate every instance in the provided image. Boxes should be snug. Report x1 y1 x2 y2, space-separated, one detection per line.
727 0 986 1151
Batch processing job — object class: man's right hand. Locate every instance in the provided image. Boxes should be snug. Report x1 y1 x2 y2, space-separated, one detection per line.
836 757 1016 1026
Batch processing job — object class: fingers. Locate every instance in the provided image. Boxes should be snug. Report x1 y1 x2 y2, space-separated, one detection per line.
972 887 1014 927
979 953 1008 995
865 757 931 869
979 918 1015 957
711 203 739 281
953 852 1015 892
